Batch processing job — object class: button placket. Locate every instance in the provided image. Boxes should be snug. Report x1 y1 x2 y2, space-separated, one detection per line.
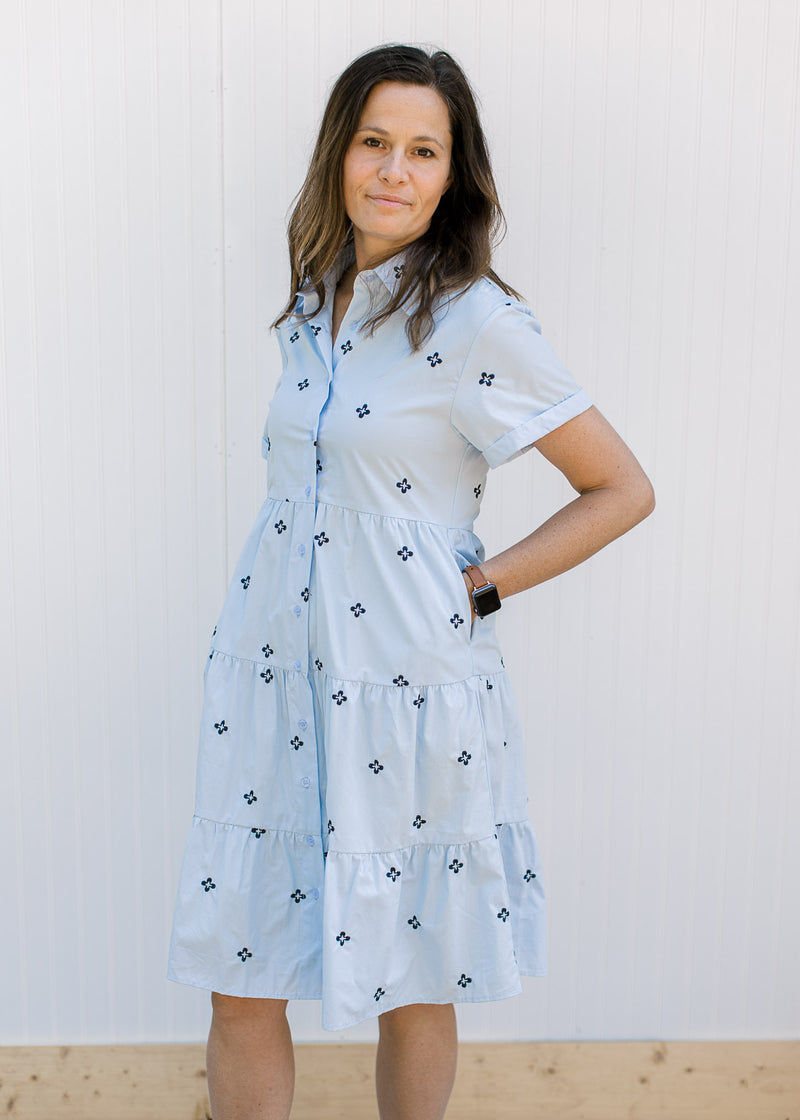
289 313 330 866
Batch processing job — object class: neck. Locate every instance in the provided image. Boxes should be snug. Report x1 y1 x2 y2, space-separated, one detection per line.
337 262 357 291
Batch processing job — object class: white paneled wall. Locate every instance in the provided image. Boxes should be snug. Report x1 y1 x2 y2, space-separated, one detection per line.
1 0 798 1045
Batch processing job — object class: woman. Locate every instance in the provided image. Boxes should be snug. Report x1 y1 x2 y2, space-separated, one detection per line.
168 44 654 1120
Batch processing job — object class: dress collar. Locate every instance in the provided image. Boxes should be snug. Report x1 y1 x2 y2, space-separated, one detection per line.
296 242 413 316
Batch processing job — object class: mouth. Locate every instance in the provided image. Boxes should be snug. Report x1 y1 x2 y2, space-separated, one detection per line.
368 194 411 207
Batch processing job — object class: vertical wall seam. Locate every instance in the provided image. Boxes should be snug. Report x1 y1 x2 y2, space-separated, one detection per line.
737 0 772 1035
218 0 228 584
114 0 134 1036
770 0 800 1036
20 0 58 1042
3 0 30 1042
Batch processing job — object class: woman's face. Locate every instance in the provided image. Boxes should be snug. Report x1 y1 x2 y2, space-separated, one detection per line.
342 81 453 270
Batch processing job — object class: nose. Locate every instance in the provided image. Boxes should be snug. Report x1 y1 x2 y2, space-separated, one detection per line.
379 148 409 184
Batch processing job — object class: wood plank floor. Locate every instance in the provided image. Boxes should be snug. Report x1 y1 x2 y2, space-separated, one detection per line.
1 1041 797 1118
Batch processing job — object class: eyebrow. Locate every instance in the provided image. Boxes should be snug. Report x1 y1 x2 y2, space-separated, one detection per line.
355 125 448 151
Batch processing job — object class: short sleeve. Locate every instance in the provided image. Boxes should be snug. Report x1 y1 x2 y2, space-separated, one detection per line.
450 300 593 468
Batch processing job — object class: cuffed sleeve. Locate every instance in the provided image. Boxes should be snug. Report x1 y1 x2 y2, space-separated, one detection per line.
450 300 592 468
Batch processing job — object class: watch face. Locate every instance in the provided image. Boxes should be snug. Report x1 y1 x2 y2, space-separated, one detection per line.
473 583 501 617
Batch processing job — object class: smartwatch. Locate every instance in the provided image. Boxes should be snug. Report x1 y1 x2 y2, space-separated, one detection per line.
463 564 502 618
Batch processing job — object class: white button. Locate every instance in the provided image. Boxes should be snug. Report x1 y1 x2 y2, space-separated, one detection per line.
301 776 311 788
304 485 312 497
298 718 308 730
305 835 315 846
298 544 306 556
293 660 302 671
293 605 302 616
310 887 320 900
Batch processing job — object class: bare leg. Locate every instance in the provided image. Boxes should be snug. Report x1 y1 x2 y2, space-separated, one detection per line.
375 1002 458 1120
206 993 294 1120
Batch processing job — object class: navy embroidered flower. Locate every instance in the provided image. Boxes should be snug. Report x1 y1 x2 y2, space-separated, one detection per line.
290 735 303 751
396 477 411 492
260 667 274 684
251 828 265 838
413 694 425 708
341 339 353 353
290 889 306 903
327 819 335 834
315 657 324 670
214 719 228 735
458 973 472 987
498 907 510 922
297 378 309 390
486 679 493 690
336 931 351 946
289 331 299 343
386 866 401 882
301 586 310 602
356 402 370 417
241 575 250 589
474 483 482 497
427 351 443 367
524 869 537 882
479 371 495 386
316 458 322 473
408 915 421 929
332 690 347 705
314 531 329 546
458 750 472 765
393 674 409 686
369 759 384 774
262 643 273 658
449 858 464 874
412 814 426 829
201 878 216 892
350 602 366 617
237 947 252 961
311 324 322 336
274 519 287 533
374 987 386 1001
450 613 465 629
243 790 257 805
397 546 413 561
393 264 404 278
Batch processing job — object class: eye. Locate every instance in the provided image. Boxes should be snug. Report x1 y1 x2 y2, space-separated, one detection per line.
363 136 383 148
415 148 435 159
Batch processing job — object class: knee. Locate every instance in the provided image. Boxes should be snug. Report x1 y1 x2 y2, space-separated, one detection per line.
210 991 289 1030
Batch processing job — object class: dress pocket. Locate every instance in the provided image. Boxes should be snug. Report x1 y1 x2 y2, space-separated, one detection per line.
448 529 485 641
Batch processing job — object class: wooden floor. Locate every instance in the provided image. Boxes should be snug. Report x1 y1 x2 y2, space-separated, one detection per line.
0 1041 797 1119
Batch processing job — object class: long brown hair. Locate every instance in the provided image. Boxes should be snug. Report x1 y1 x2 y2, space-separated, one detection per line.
272 44 522 351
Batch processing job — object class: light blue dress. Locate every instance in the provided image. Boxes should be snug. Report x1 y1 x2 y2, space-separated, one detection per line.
167 242 592 1031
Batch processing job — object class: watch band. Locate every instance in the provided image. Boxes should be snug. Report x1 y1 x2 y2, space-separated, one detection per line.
463 564 492 591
